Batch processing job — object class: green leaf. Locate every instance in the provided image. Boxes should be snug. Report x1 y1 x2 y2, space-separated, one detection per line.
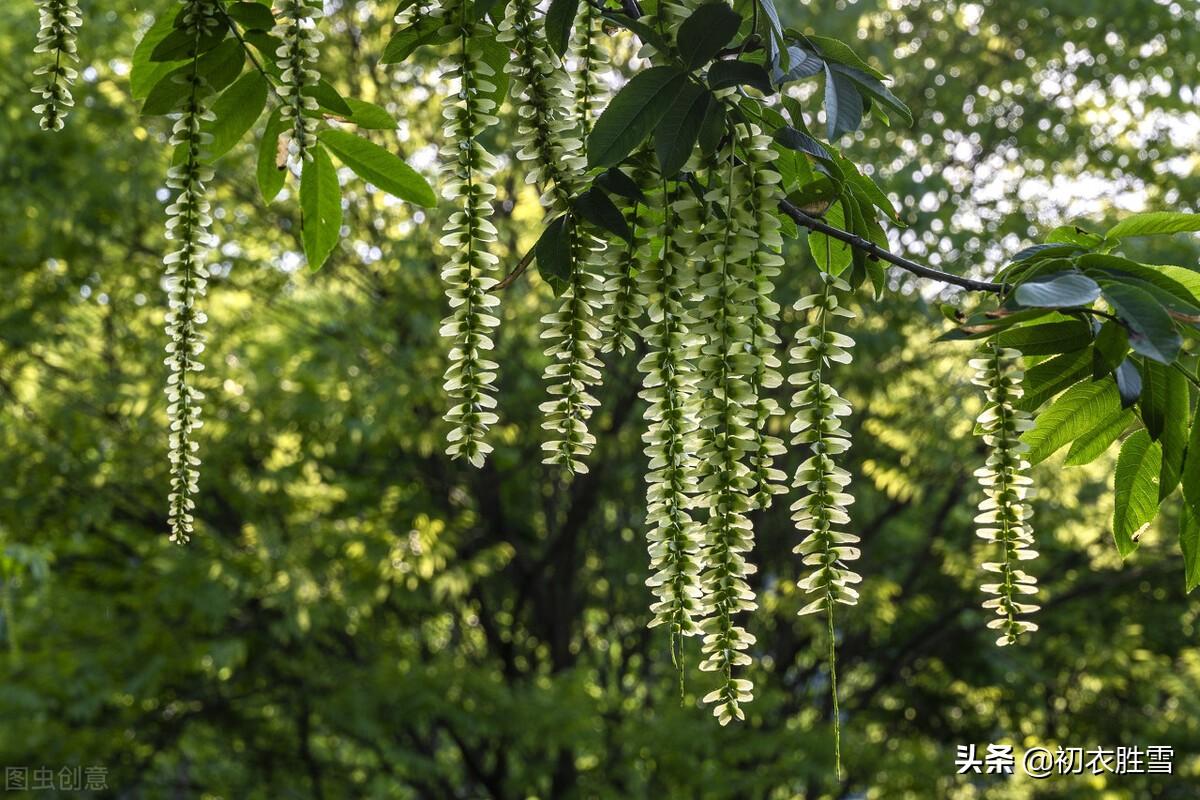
1014 349 1090 412
1115 358 1142 409
829 63 912 127
317 130 436 207
204 71 268 161
655 83 712 177
574 189 631 243
225 1 277 30
773 44 824 83
823 64 863 140
306 80 354 118
300 145 343 270
476 37 512 112
807 35 886 79
773 125 830 161
1046 225 1104 248
536 216 574 296
243 31 285 78
1182 415 1200 533
808 201 853 276
342 98 396 130
1181 506 1200 593
1106 212 1200 240
1021 378 1121 464
1014 272 1101 308
1138 360 1188 499
150 26 225 63
587 67 688 168
707 60 772 94
131 15 185 99
1112 430 1162 558
380 16 454 64
993 320 1093 356
595 168 645 203
698 100 727 157
1091 320 1129 380
141 40 245 115
1064 408 1134 466
1100 282 1182 365
257 107 288 204
677 3 742 70
545 0 581 58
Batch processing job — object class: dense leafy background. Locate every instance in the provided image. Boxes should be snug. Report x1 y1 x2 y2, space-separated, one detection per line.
1 0 1199 797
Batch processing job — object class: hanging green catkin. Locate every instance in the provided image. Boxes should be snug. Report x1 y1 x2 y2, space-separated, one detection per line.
31 0 83 131
970 344 1040 645
599 161 651 355
571 0 606 146
691 143 760 726
437 4 503 468
163 0 220 544
639 182 705 675
500 0 604 473
273 0 324 167
790 271 861 776
734 123 788 509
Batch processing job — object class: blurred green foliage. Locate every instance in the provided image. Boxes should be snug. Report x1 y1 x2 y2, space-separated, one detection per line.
1 0 1199 797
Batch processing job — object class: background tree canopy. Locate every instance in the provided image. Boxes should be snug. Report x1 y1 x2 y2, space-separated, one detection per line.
2 0 1199 797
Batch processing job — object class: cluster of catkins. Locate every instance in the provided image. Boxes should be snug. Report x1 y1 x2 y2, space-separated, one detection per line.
430 0 871 724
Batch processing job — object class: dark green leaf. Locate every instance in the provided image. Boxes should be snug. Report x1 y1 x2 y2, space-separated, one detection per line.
772 44 823 83
381 15 454 64
257 106 288 204
707 60 773 93
1100 281 1182 364
993 320 1092 356
151 26 226 62
545 0 581 59
698 100 727 156
1138 360 1188 499
306 80 354 117
141 40 245 115
300 145 343 270
774 125 830 161
536 216 574 296
655 83 712 176
829 63 912 127
588 67 688 168
808 35 886 78
204 71 268 161
595 168 645 203
1112 430 1162 557
1182 414 1200 532
574 189 631 243
823 64 863 140
1014 272 1101 308
677 3 742 70
1092 320 1129 379
1115 358 1142 409
1181 507 1200 593
318 130 437 207
226 1 276 30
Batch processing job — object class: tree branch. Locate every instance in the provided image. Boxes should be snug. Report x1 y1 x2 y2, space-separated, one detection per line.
779 202 1005 293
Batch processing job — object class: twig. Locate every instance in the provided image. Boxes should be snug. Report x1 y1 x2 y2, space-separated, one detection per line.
780 203 1006 293
496 245 537 290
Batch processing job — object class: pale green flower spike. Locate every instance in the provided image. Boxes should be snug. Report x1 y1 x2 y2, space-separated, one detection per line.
273 0 324 167
571 0 607 147
737 125 788 509
500 0 604 473
31 0 83 131
599 162 651 355
790 270 860 775
638 183 705 679
163 0 221 544
970 344 1040 646
691 143 761 727
438 6 503 468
